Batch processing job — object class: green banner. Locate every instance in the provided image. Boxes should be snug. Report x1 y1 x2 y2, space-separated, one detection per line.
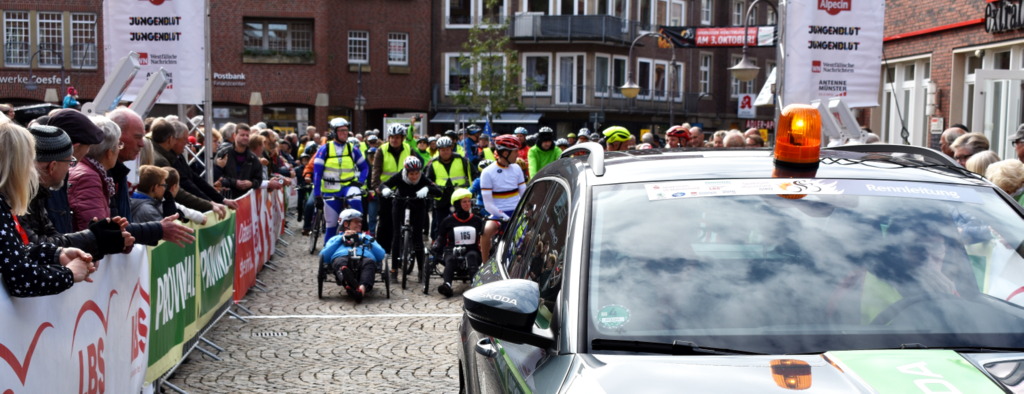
146 237 199 382
196 212 236 328
826 350 1002 393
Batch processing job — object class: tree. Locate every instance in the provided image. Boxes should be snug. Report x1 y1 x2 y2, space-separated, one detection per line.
452 0 523 124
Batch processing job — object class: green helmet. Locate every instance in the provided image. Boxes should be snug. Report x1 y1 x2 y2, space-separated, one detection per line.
602 126 631 144
450 188 473 205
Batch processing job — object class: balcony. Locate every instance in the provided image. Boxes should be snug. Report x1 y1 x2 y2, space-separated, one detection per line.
509 14 643 45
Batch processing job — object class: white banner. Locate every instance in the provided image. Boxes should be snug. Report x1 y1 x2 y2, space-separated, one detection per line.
782 0 885 107
0 247 149 393
102 0 205 104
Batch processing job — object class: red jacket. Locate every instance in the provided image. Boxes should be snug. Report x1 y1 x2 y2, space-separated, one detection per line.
68 158 114 231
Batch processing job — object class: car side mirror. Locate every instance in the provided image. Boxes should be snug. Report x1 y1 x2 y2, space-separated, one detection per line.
464 279 555 349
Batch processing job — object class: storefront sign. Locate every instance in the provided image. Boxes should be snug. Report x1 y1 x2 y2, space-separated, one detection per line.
986 0 1024 34
782 0 885 108
738 94 757 118
0 74 71 85
213 72 246 87
104 0 204 103
746 119 775 130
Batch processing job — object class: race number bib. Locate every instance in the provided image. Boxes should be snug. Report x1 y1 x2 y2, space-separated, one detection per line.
453 226 477 246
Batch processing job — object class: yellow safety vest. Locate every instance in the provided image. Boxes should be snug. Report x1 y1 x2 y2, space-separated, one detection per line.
482 147 496 162
322 142 356 193
431 144 466 158
431 156 469 200
380 143 411 184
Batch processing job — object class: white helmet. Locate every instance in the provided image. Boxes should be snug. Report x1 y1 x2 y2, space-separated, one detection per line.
329 117 350 129
340 209 362 223
347 137 359 144
387 123 407 137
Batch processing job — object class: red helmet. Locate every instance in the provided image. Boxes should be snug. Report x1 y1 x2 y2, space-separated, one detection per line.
493 134 521 151
666 125 690 138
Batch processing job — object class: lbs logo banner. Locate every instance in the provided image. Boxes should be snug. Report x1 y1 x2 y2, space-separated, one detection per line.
0 248 150 393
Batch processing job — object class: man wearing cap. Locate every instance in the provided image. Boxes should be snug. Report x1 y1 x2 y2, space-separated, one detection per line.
1010 124 1024 163
20 124 134 262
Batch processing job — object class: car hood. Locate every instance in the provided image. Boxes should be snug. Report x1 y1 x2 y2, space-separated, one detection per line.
563 350 1024 393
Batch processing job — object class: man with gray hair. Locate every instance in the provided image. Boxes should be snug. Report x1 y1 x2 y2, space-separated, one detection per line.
950 132 990 167
151 117 231 217
940 127 968 158
723 131 745 148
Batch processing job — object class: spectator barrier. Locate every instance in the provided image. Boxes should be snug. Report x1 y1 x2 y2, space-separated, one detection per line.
0 187 289 393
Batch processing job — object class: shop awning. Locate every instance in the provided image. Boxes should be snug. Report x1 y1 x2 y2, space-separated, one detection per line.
431 112 542 124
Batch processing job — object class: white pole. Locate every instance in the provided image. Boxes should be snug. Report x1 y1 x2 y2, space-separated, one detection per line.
203 0 214 183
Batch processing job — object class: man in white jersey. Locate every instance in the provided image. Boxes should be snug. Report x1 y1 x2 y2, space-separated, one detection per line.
479 134 526 261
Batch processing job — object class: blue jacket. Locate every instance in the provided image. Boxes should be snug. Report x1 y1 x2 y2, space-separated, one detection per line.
320 232 386 266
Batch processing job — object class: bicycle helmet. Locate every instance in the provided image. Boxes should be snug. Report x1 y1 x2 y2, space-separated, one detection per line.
513 127 528 135
417 136 429 144
436 136 455 149
450 188 473 205
329 117 350 130
477 159 494 171
386 123 407 138
590 132 602 141
466 124 482 135
445 129 459 139
555 138 569 147
366 135 379 143
340 208 362 223
403 155 424 172
428 136 437 144
567 132 577 139
602 126 631 144
578 127 591 135
666 125 690 138
537 126 555 142
347 137 359 145
493 134 521 151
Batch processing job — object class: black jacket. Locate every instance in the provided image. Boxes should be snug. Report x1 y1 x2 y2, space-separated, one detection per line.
217 146 264 199
153 142 215 212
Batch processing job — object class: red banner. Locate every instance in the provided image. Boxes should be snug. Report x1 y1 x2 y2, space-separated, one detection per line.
233 192 257 302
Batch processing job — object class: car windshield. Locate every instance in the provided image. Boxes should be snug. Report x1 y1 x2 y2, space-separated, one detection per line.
587 179 1024 354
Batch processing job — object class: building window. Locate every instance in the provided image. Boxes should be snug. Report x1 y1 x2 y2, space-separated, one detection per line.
639 0 653 30
732 1 745 26
36 12 63 68
667 0 686 25
556 53 586 104
672 63 684 101
388 32 409 66
523 54 551 95
638 58 652 99
767 8 777 25
4 11 30 67
601 0 628 18
448 0 472 25
881 58 931 146
348 31 369 64
654 62 667 98
243 19 313 54
71 13 97 69
701 0 713 25
446 54 472 94
595 55 611 96
612 56 627 96
483 0 506 23
700 53 712 94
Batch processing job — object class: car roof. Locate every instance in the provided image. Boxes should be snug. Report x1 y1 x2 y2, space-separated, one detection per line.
543 145 992 190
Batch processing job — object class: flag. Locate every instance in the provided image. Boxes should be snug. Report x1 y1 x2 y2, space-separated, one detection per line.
484 117 493 138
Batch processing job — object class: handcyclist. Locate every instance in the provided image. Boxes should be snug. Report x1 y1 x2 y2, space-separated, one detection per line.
602 126 632 152
431 188 484 297
312 117 369 241
426 136 472 239
480 134 526 261
379 156 441 280
320 209 385 302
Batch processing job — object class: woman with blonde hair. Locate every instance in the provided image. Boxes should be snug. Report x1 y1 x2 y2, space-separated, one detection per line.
965 150 1000 176
0 122 95 296
985 159 1024 205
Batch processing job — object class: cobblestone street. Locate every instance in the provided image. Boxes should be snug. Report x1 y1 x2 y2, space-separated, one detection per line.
165 223 467 393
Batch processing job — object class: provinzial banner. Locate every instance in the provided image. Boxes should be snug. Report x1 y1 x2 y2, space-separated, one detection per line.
782 0 885 107
102 0 205 103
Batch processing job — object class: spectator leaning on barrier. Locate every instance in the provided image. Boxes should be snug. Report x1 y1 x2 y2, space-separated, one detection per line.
20 124 133 261
164 167 207 225
0 121 96 296
217 123 264 199
131 165 169 223
107 107 146 221
965 150 1000 176
950 132 990 167
151 118 231 218
69 115 123 232
986 160 1024 205
43 109 103 234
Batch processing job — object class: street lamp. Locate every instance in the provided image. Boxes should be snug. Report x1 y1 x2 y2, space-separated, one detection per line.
620 32 665 99
728 0 778 82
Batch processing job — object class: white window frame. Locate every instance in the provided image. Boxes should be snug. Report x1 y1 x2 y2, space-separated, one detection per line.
446 0 473 28
638 0 654 32
612 55 629 98
522 52 552 96
672 62 685 102
348 31 369 64
70 13 97 69
4 11 31 67
555 52 587 105
701 0 713 25
449 0 507 28
595 53 612 97
37 12 64 69
767 8 777 25
478 52 507 95
732 0 745 26
556 0 589 15
445 53 472 95
699 52 712 94
653 60 669 99
244 19 313 53
880 56 931 145
664 0 686 25
387 32 409 66
637 58 653 100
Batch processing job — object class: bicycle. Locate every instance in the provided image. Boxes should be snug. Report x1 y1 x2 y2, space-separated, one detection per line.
317 232 390 299
392 194 427 290
308 188 366 255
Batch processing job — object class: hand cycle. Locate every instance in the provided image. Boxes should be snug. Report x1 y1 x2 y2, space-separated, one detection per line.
316 231 390 299
309 187 366 254
392 193 428 290
424 245 473 295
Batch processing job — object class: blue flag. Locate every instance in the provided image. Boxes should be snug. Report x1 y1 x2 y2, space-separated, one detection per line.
484 117 493 138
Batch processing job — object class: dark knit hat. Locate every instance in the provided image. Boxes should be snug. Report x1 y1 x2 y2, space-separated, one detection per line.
45 109 102 145
30 125 74 162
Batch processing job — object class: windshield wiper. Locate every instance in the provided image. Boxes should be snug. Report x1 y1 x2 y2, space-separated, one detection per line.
591 339 764 356
895 343 1024 353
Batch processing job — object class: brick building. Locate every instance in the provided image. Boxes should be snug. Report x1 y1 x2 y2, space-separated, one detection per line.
873 0 1024 158
2 0 775 138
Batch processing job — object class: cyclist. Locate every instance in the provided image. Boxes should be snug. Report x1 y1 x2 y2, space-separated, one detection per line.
469 159 492 217
371 122 421 255
426 136 472 239
432 188 484 297
478 134 496 163
320 209 385 302
312 117 369 241
513 127 530 162
602 126 632 152
665 125 690 148
576 132 590 145
461 124 483 169
380 156 441 279
528 126 562 178
566 132 577 146
480 134 526 261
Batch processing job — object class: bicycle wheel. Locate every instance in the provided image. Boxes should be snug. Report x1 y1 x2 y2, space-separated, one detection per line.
308 209 322 254
381 257 391 299
422 254 432 295
401 231 411 290
317 264 325 299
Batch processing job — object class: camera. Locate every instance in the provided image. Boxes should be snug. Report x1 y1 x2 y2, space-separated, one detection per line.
344 233 359 246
